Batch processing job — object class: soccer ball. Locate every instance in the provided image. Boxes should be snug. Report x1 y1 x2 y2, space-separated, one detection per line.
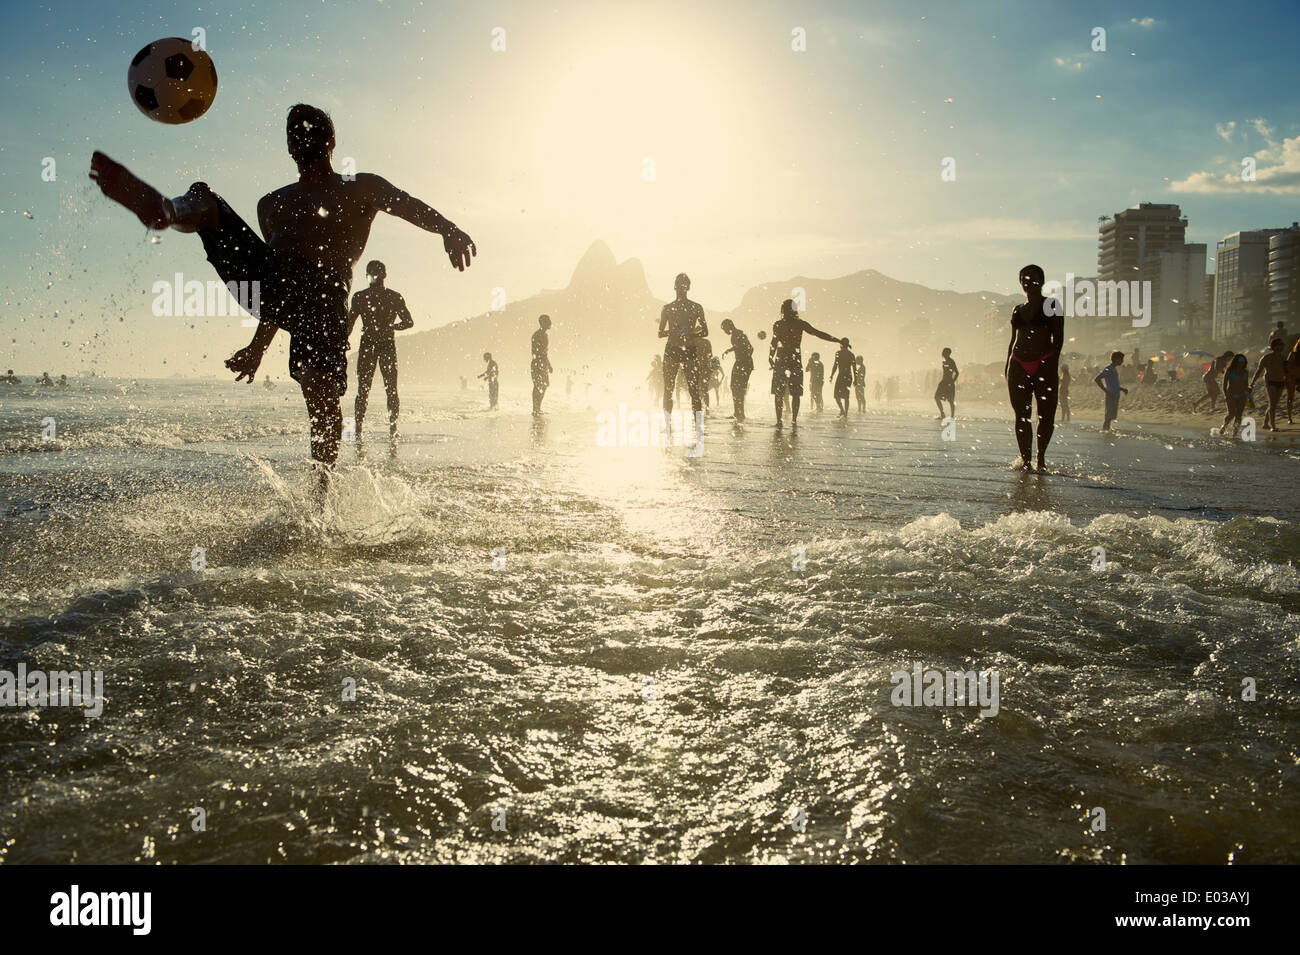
757 330 767 340
127 38 218 124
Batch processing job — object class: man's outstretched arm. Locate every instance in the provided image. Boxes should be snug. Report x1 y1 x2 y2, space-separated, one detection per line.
359 173 476 271
802 320 839 343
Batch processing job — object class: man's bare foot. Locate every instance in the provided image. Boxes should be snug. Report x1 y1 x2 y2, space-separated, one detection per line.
89 152 171 230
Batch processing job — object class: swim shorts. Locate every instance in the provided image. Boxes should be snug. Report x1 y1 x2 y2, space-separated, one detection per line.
771 356 803 397
197 189 350 397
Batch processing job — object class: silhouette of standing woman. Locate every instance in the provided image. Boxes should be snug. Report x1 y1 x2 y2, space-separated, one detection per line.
1006 264 1063 472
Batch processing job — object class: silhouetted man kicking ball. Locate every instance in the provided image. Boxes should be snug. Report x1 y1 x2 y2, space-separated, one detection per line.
531 314 554 416
89 103 475 493
769 299 839 430
349 259 412 457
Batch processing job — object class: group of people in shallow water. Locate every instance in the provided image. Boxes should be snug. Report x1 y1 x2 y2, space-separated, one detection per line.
647 272 881 431
1187 322 1300 437
476 313 554 416
86 104 1290 488
2 370 69 388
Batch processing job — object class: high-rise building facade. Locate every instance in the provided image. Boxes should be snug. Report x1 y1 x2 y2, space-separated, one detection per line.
1098 203 1188 351
1268 223 1300 336
1213 229 1290 341
1098 203 1188 282
1150 243 1208 346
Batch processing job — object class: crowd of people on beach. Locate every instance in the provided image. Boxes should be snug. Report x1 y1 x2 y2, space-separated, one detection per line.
1074 320 1298 438
1183 322 1299 436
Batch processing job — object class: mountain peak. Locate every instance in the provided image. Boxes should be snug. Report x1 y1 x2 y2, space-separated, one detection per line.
569 240 618 287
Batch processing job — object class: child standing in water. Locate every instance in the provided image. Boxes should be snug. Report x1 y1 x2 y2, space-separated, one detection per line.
1094 350 1127 432
1220 353 1250 437
854 357 867 412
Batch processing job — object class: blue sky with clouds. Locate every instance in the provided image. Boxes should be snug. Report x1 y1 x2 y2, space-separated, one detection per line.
2 0 1297 375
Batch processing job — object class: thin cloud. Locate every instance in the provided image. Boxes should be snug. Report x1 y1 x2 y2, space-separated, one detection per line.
1129 17 1158 28
1172 134 1300 195
1249 117 1274 139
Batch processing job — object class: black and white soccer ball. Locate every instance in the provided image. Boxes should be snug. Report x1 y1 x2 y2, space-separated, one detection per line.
127 37 218 124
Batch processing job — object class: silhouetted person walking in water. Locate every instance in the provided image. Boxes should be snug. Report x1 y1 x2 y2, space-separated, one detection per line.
1006 264 1063 471
1192 352 1233 414
348 259 412 456
478 352 499 409
719 318 754 422
531 315 553 416
769 299 839 430
658 273 708 438
934 347 958 419
1250 337 1287 432
806 353 826 412
89 103 475 493
854 356 867 412
831 338 854 417
646 355 662 405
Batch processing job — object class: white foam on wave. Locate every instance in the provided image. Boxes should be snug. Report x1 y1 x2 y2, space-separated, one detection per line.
250 456 428 548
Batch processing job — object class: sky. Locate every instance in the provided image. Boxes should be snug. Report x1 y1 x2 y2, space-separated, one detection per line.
1 0 1298 376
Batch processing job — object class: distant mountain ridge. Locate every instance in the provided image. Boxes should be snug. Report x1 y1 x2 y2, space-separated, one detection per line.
399 241 1018 384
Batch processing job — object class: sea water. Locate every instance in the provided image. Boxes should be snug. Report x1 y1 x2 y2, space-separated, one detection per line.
1 379 1296 863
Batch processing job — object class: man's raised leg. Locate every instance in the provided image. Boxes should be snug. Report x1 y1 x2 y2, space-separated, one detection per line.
90 152 218 232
